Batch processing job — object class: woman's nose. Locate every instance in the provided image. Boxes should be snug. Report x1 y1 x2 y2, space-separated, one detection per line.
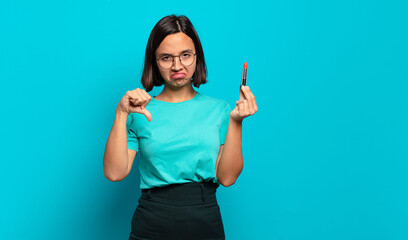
171 57 183 70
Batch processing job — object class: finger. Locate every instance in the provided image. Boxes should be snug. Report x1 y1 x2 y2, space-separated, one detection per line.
236 100 244 109
140 91 152 109
129 97 141 107
244 100 251 116
238 101 245 116
243 86 255 113
128 95 137 104
246 86 258 112
134 89 148 105
241 85 252 101
239 86 245 100
127 91 141 105
140 89 151 102
130 93 145 106
232 105 239 117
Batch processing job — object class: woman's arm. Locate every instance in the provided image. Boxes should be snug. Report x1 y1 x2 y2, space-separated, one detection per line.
103 109 137 181
216 118 243 187
216 85 257 187
103 89 152 181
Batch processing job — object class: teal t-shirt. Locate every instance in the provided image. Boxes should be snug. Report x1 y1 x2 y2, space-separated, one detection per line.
126 91 231 189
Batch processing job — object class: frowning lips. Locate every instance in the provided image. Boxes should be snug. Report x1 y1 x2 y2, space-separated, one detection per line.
171 73 187 79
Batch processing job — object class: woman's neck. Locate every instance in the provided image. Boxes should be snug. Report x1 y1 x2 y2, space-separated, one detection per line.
155 83 196 102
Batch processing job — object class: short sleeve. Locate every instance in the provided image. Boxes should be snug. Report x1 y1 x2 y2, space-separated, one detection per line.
126 114 140 152
220 103 231 145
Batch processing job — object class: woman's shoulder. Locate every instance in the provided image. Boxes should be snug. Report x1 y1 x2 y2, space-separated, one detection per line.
197 92 230 107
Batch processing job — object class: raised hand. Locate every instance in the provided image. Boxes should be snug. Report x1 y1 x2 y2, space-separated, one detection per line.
230 85 258 122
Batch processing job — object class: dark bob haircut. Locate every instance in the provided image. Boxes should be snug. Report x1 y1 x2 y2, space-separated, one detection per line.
141 15 208 92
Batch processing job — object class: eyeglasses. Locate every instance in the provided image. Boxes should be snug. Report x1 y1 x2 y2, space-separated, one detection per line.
156 52 197 69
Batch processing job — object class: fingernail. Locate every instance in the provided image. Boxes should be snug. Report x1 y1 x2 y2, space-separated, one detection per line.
241 85 245 90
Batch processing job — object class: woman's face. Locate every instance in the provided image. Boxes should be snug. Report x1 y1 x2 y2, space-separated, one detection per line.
155 32 197 88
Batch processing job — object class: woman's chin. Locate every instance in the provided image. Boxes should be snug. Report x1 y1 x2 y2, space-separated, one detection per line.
163 78 192 88
171 78 189 86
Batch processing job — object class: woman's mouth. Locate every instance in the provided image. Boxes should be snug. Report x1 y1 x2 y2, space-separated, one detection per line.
171 73 187 79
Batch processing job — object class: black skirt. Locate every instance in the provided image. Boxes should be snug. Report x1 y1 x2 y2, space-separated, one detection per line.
129 181 225 240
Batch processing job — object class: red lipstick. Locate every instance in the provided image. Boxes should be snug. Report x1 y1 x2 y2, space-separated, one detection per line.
241 62 248 86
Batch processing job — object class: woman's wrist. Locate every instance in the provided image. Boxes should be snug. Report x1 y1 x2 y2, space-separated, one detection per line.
229 116 243 125
115 107 129 121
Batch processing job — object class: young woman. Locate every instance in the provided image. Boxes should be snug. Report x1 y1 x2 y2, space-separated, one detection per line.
103 15 257 240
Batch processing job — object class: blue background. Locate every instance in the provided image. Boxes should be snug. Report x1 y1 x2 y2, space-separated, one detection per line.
1 0 407 239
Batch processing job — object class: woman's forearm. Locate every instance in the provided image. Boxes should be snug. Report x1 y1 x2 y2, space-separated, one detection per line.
103 109 130 181
216 117 243 186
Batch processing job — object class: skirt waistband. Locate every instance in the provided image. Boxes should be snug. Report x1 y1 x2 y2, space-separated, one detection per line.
141 181 220 205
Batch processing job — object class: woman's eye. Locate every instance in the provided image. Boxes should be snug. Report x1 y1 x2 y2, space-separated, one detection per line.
161 56 171 61
182 53 191 58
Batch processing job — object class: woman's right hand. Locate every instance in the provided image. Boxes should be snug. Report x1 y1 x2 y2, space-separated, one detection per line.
117 88 153 122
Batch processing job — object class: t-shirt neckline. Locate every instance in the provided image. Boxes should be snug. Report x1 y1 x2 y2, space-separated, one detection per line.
152 91 200 104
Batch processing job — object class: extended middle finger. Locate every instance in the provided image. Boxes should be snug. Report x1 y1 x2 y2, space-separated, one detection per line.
246 86 257 112
241 86 255 113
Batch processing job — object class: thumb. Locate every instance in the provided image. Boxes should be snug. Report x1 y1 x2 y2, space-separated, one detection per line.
140 108 153 122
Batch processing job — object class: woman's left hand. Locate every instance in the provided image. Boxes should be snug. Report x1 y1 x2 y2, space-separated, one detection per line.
230 85 258 123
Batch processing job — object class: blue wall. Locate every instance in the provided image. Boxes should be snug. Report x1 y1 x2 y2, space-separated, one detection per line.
1 0 407 239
